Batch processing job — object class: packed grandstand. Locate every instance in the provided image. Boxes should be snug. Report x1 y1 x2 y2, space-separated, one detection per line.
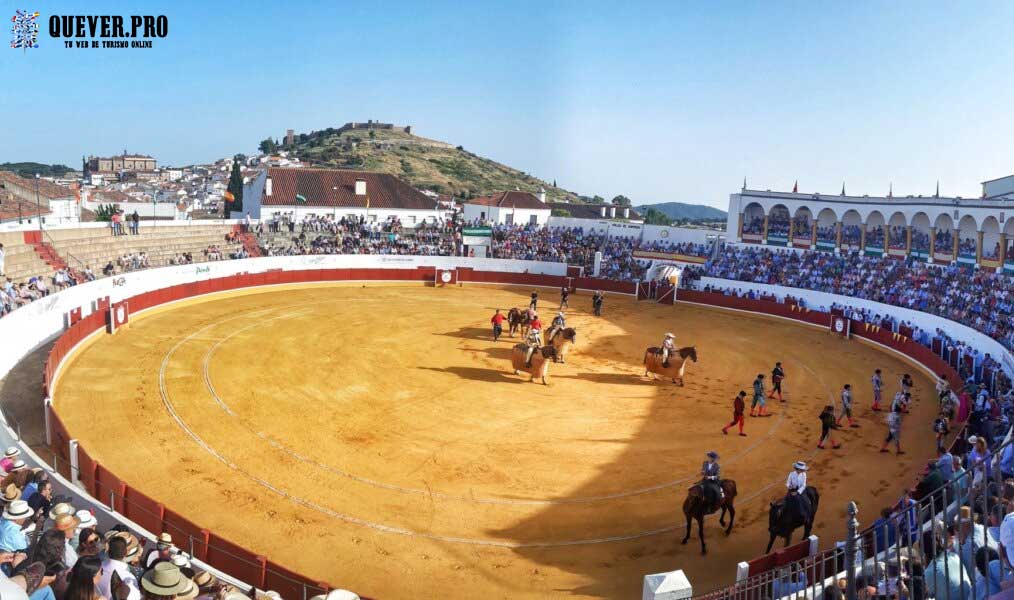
3 187 1014 600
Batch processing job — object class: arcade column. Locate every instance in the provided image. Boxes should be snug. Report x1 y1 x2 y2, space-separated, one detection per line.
930 228 937 258
762 214 769 242
977 230 984 264
835 222 842 251
952 228 959 259
737 212 744 241
906 226 912 254
860 227 867 252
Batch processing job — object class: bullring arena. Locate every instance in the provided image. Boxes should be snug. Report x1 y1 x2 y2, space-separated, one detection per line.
48 274 938 599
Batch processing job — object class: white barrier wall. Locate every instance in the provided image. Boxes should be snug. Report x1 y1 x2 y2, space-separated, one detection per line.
697 276 1014 374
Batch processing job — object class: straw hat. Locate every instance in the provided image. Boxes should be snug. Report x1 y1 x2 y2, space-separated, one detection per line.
3 500 32 520
140 563 192 596
114 532 141 560
325 591 360 600
192 571 217 589
54 513 81 531
170 553 191 569
9 459 26 472
4 447 20 459
48 502 75 521
263 592 282 600
793 461 808 471
1 484 20 503
177 578 199 600
156 532 173 547
75 509 97 530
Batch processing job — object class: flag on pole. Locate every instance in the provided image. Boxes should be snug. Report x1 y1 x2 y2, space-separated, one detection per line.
295 194 307 204
888 183 893 198
792 180 798 193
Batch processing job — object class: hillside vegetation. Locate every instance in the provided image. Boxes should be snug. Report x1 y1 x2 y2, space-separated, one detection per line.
267 126 581 202
635 202 727 221
0 162 73 178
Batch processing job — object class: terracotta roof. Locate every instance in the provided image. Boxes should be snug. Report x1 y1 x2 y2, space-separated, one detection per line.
263 167 437 209
467 191 547 209
91 190 133 203
0 171 74 200
547 202 641 220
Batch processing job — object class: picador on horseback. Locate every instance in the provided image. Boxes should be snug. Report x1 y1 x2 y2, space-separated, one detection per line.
546 311 566 342
701 451 724 505
661 332 676 367
785 461 810 517
524 315 543 367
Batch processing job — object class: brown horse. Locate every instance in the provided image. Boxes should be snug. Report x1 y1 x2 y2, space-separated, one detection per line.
681 479 737 555
547 327 577 363
507 308 530 337
510 344 557 384
643 346 697 385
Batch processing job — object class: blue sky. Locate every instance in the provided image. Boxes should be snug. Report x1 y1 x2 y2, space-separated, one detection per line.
2 1 1012 208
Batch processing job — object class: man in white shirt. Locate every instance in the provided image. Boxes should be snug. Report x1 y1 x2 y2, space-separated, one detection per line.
785 461 812 516
99 536 141 600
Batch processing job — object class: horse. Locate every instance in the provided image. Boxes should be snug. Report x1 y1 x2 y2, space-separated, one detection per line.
643 346 697 385
681 479 738 555
507 307 533 338
510 344 557 384
765 486 820 553
547 327 577 363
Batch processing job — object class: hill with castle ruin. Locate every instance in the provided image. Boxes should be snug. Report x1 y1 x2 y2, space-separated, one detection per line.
274 122 582 202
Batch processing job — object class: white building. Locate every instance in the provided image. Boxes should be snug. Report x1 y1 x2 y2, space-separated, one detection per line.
237 167 443 225
462 190 551 226
727 174 1014 270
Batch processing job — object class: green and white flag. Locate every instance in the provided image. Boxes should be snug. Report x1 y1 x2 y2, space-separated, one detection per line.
462 226 492 246
295 194 307 204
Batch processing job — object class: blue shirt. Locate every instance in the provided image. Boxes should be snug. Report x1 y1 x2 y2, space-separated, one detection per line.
20 482 37 501
1001 445 1014 476
938 453 955 480
0 519 27 552
925 552 972 600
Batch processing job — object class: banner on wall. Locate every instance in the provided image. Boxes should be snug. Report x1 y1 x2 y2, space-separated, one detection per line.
462 226 492 246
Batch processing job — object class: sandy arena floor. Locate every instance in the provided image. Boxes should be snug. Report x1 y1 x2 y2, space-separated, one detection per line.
53 283 937 599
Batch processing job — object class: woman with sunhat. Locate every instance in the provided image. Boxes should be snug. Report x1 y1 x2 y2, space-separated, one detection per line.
0 447 20 474
55 512 82 567
1 459 29 491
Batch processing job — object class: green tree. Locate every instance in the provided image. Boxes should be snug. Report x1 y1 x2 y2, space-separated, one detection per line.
227 160 244 214
233 153 247 162
592 195 606 204
95 204 116 222
643 207 671 226
258 138 277 154
611 195 632 206
551 208 572 217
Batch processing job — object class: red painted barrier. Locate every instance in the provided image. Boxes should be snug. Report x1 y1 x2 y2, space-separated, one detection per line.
122 485 165 537
775 538 811 566
93 464 126 513
162 508 210 561
263 560 323 600
205 532 267 589
48 406 72 464
77 443 97 498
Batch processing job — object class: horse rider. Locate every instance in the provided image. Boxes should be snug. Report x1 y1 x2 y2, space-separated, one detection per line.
547 312 566 342
700 451 723 505
785 461 810 516
529 291 538 311
524 315 544 367
661 332 676 367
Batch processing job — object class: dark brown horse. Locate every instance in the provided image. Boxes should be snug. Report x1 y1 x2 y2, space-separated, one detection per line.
507 307 530 337
681 479 737 555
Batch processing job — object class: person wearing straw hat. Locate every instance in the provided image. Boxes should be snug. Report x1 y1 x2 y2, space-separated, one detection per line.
191 571 218 599
144 532 175 568
0 447 20 474
100 535 141 600
0 484 20 508
785 461 811 517
54 512 81 567
1 460 29 491
659 332 676 367
0 500 32 552
140 563 192 599
72 509 98 551
310 591 361 600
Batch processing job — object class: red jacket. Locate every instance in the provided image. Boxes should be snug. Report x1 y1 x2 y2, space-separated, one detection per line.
733 396 745 416
530 318 543 330
491 314 505 325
